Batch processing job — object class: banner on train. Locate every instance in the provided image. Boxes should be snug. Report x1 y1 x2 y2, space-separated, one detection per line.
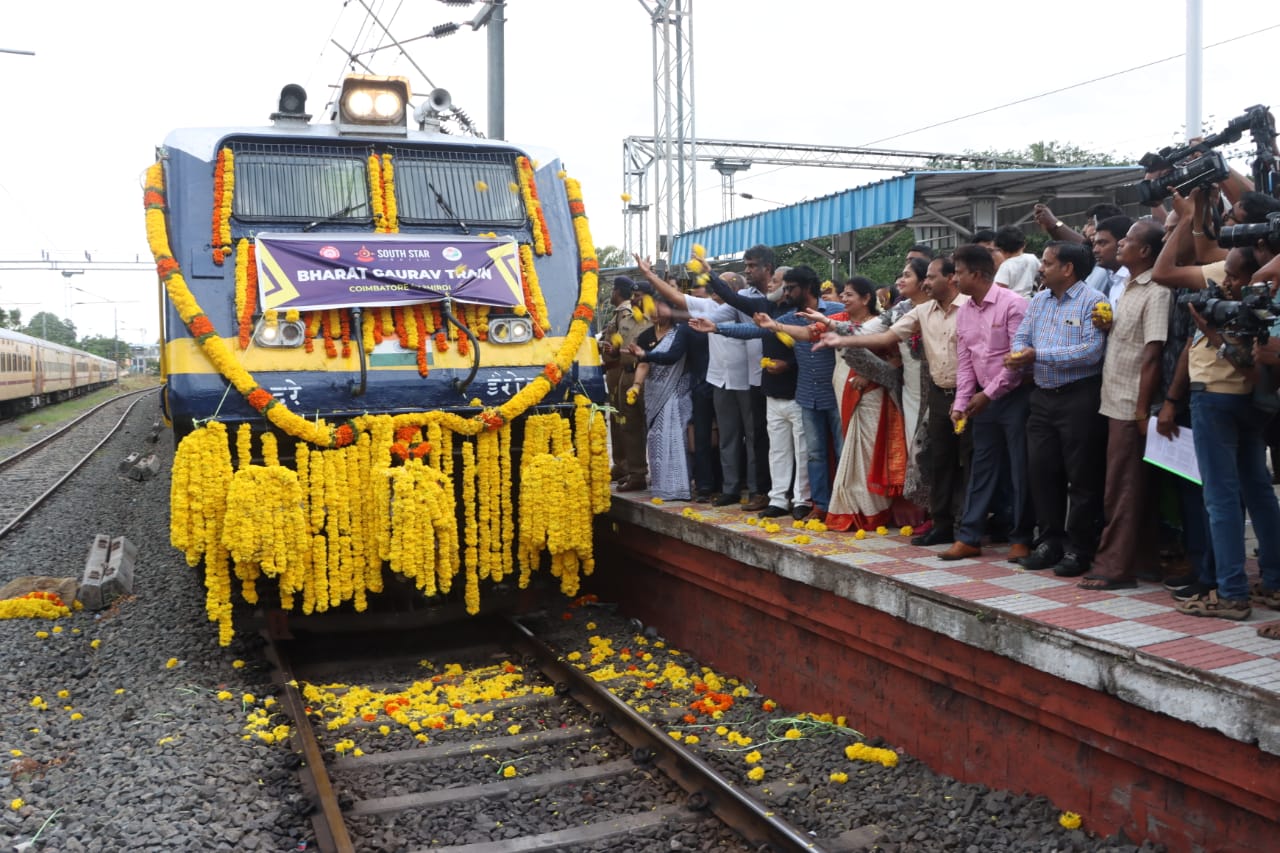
255 233 526 311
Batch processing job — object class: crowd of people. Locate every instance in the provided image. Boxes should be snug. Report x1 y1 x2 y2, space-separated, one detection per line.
598 182 1280 639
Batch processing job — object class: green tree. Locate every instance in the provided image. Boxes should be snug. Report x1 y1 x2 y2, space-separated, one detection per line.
0 308 21 330
595 245 628 269
929 140 1131 170
22 312 77 346
776 227 916 288
79 335 128 362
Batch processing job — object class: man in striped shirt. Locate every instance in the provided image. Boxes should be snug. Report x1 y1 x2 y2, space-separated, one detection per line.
1006 241 1110 576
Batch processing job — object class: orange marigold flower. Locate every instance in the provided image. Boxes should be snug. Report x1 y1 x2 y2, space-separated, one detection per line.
188 315 215 338
683 713 697 725
389 443 410 461
544 363 563 384
395 426 420 442
762 699 777 712
247 388 273 412
334 424 355 447
362 713 377 722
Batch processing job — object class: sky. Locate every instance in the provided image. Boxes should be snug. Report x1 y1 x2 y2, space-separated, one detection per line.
1 0 1278 345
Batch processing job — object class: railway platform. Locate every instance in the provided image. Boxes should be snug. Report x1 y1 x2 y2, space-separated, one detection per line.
593 492 1280 853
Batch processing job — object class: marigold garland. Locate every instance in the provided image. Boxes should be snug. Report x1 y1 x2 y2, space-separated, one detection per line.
211 147 234 264
0 591 71 620
518 244 549 337
517 156 552 256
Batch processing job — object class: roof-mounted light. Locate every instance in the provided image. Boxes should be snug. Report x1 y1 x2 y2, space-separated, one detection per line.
337 75 410 136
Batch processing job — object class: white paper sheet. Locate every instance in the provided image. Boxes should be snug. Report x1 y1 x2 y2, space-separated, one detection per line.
1143 418 1202 485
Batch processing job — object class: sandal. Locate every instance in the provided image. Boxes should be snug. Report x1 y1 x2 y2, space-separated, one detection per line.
1078 575 1137 591
1249 582 1280 610
1257 622 1280 640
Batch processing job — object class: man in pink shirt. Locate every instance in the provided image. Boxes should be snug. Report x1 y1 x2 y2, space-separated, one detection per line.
940 243 1034 561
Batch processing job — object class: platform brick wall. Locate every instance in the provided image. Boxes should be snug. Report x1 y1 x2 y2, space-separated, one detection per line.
593 520 1280 853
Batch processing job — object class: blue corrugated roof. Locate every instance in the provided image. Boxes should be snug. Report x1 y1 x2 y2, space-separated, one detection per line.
670 174 917 261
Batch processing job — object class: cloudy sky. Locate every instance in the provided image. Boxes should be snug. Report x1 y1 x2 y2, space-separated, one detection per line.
1 0 1277 343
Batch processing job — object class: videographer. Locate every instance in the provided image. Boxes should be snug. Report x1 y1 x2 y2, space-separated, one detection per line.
1158 246 1280 622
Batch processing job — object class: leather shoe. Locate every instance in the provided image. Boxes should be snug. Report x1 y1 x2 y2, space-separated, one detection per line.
1007 543 1031 561
693 491 714 504
712 493 740 507
615 477 647 493
1018 544 1063 571
805 507 827 523
791 504 813 521
1052 553 1091 578
758 504 790 518
741 493 770 512
938 541 981 561
911 526 954 547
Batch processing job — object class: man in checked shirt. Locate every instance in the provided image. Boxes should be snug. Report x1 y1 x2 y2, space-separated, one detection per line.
1005 241 1110 577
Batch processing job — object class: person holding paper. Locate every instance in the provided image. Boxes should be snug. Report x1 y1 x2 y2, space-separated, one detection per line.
1078 221 1171 590
1161 247 1280 621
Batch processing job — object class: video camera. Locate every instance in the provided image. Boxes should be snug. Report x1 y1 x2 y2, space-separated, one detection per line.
1135 105 1277 205
1177 282 1280 361
1219 211 1280 249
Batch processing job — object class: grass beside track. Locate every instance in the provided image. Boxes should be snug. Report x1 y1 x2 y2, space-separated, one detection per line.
0 376 161 455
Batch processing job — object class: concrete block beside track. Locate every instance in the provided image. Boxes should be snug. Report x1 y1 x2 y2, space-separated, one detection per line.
79 535 135 610
128 453 160 481
117 452 140 475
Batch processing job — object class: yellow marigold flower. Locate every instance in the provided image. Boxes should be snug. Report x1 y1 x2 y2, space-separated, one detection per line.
829 771 849 784
620 193 632 203
72 628 80 634
805 519 827 532
764 522 781 534
9 798 23 811
715 725 729 736
586 622 597 630
1059 811 1082 830
650 497 664 505
216 691 233 701
166 658 179 669
900 525 914 536
953 416 967 435
35 631 49 639
567 651 582 661
762 699 777 712
744 750 762 764
503 765 517 778
507 724 521 735
469 398 483 407
854 529 867 540
875 526 888 535
376 724 390 736
57 690 69 699
415 733 429 743
746 517 759 526
760 357 774 369
747 766 765 781
784 728 802 739
90 639 101 649
232 660 245 669
52 626 62 634
775 331 795 348
70 713 83 721
114 688 125 695
353 748 364 757
668 731 682 740
475 180 489 192
29 696 43 708
8 750 21 757
793 535 811 545
684 734 699 744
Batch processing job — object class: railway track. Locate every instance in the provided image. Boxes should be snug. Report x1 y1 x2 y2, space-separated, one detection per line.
265 615 825 853
0 388 156 541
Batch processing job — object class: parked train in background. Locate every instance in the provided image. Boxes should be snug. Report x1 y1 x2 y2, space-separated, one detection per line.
0 328 120 418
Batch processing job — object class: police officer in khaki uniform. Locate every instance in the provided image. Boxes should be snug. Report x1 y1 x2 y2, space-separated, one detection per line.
600 276 652 490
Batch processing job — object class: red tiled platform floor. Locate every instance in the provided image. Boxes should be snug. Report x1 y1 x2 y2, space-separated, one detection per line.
592 492 1280 853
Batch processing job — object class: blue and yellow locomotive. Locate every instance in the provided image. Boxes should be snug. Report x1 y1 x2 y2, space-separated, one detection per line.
148 76 610 644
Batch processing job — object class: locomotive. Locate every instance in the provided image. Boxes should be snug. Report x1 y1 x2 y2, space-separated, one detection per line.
148 76 610 644
0 328 119 418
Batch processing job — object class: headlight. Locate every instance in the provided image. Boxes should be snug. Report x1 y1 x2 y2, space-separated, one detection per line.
488 317 534 344
254 320 307 348
337 75 409 135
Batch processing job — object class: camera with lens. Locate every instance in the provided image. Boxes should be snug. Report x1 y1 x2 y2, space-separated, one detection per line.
1136 151 1230 206
1177 282 1280 363
1134 105 1277 206
1218 211 1280 249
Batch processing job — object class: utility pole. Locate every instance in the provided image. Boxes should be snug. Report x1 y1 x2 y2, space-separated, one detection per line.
485 0 505 140
1185 0 1203 141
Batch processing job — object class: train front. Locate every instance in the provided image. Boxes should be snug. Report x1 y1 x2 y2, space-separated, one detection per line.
146 76 611 645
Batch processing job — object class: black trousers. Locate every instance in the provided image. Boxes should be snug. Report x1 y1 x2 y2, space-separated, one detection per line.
1026 376 1107 558
925 379 972 531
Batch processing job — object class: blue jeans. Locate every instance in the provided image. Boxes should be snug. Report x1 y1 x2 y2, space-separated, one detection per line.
801 404 844 511
1190 391 1280 600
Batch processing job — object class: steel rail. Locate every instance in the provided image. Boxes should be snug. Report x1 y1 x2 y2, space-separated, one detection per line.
506 616 825 853
0 389 155 542
0 387 153 472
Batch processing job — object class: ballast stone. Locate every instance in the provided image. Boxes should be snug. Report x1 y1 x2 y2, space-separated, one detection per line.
79 535 136 610
118 452 140 475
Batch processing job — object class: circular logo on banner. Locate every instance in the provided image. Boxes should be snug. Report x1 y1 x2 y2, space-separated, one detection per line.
442 247 462 262
319 246 340 260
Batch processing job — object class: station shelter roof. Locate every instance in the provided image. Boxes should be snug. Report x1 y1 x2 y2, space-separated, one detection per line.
669 165 1145 262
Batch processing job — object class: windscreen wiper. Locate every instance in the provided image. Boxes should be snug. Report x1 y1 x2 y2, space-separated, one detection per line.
429 181 469 234
303 200 369 232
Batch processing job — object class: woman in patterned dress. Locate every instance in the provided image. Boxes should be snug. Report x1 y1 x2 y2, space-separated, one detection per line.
627 294 694 501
